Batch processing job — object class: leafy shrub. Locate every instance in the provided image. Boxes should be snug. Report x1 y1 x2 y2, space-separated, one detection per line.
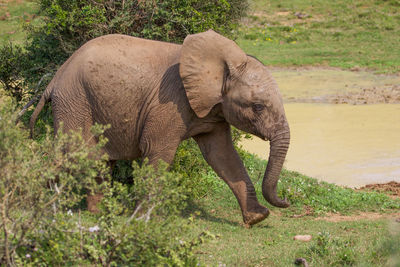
0 43 28 102
34 0 247 49
172 139 220 199
171 127 254 198
27 164 210 266
0 101 211 265
0 100 109 265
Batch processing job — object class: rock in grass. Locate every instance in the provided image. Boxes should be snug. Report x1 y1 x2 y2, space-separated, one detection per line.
294 258 309 267
294 235 312 242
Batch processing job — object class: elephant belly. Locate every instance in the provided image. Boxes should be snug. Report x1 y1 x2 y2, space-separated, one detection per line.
101 125 141 161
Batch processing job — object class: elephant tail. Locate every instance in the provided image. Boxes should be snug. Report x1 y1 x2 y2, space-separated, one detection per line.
29 85 52 138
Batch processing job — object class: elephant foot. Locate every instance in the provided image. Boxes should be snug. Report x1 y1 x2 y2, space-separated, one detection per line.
87 193 103 213
243 207 269 228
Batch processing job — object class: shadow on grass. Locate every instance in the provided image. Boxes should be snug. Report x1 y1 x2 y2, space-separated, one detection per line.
182 199 275 229
182 199 242 227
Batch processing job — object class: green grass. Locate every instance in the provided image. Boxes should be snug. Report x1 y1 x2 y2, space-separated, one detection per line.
239 150 400 216
2 0 399 73
237 0 400 73
180 150 400 266
0 0 38 45
188 208 399 266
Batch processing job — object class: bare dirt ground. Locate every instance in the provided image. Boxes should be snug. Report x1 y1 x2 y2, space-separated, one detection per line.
289 184 400 222
243 9 324 27
359 181 400 199
314 181 400 222
270 67 400 104
323 85 400 104
315 211 400 222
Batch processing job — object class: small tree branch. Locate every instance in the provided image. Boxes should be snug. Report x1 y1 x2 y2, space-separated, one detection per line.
43 183 66 209
105 238 122 267
16 72 52 121
1 191 12 266
79 210 83 255
137 203 156 223
144 205 155 223
127 202 143 223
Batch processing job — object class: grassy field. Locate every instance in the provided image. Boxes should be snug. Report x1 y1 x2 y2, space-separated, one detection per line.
188 198 400 266
0 0 37 45
182 151 400 266
237 0 400 73
1 0 399 73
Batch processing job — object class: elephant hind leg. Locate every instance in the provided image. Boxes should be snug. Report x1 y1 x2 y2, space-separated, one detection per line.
52 95 96 141
52 98 110 212
87 194 103 213
87 160 116 213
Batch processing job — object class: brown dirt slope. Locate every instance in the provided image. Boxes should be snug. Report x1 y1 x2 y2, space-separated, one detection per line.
359 181 400 198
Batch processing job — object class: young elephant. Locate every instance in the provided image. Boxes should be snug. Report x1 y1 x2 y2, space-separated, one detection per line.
30 30 290 227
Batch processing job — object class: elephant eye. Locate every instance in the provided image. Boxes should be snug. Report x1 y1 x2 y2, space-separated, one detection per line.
252 103 264 113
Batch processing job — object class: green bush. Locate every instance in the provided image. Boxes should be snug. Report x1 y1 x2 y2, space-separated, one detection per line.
0 101 211 265
27 163 210 266
35 0 247 46
0 43 28 103
172 139 220 199
0 100 109 265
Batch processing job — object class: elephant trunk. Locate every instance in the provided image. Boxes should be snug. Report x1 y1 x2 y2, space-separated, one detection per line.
262 129 290 208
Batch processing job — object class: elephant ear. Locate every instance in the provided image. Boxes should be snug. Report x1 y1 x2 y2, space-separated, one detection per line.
179 30 247 118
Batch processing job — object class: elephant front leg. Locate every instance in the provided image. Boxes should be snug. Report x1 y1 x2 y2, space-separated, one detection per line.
194 122 269 227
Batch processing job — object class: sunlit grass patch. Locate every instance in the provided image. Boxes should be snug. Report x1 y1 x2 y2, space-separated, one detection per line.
0 0 39 45
238 0 400 73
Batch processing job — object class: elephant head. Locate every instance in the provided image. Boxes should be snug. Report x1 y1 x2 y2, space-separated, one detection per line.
180 30 290 208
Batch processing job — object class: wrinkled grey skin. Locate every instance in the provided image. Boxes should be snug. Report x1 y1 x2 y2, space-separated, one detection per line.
30 30 290 227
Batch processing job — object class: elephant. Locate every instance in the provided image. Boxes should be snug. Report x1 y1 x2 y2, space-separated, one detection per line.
30 30 290 227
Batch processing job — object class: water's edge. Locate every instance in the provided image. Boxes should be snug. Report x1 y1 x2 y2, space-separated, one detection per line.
241 103 400 187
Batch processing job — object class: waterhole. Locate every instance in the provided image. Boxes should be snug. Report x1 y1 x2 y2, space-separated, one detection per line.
241 69 400 187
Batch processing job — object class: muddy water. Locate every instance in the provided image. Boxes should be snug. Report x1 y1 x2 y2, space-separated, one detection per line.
241 103 400 187
241 69 400 187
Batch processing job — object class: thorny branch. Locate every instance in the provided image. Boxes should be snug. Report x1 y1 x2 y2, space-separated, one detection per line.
16 72 52 120
138 204 156 223
127 202 143 223
2 189 12 266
